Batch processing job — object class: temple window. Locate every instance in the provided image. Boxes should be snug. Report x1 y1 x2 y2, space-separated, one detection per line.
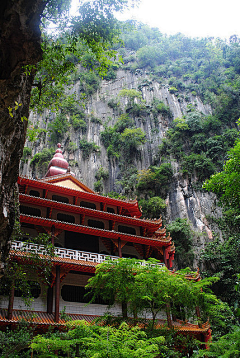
107 207 115 214
61 285 88 303
88 219 104 229
80 201 96 209
61 285 112 305
57 213 75 224
65 231 99 252
52 195 69 204
29 190 40 197
20 205 41 217
118 225 136 235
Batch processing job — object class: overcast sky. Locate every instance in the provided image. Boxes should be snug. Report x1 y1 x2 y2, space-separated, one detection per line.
71 0 240 40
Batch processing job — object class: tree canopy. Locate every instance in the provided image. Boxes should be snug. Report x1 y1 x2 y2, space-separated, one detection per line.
203 140 240 216
86 258 222 331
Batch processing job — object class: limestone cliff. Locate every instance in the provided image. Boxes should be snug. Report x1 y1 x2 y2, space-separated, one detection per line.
21 68 221 268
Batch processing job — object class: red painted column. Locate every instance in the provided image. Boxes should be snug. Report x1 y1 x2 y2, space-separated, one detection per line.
55 266 60 323
118 238 122 258
47 285 53 314
163 247 168 268
8 283 15 320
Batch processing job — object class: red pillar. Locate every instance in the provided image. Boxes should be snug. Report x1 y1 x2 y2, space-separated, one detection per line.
118 238 122 258
163 247 168 268
47 286 53 314
8 283 15 320
55 266 60 323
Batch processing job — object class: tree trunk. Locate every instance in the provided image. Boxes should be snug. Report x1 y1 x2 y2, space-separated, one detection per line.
0 0 44 272
166 302 172 328
196 306 202 328
122 301 128 319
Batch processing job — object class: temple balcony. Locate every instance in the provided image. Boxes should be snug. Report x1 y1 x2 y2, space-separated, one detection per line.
10 241 165 267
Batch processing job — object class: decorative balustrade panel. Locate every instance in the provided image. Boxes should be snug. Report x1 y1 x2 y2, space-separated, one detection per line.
11 241 119 264
11 241 164 266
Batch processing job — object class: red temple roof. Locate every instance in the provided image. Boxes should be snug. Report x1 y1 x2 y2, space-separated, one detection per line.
18 176 142 218
0 309 211 334
20 214 172 247
19 194 163 235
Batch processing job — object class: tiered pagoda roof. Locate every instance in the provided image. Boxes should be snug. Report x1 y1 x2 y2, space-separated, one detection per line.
18 175 142 218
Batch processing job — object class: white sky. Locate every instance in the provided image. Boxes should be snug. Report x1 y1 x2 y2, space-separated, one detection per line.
71 0 240 39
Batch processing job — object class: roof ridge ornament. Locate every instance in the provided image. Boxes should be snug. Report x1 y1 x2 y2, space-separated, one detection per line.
44 143 73 178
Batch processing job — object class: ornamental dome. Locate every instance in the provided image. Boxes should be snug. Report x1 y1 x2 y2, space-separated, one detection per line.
45 144 73 178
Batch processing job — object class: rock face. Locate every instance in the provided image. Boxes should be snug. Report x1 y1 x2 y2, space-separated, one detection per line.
22 68 220 267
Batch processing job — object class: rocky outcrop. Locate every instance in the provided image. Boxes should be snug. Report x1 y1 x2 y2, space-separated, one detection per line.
22 67 219 265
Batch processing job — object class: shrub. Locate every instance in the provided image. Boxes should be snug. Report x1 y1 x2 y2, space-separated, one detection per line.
108 98 120 109
114 114 135 133
94 179 103 193
90 115 102 124
127 103 150 117
48 114 69 144
166 218 194 268
95 166 109 181
137 163 173 198
30 148 55 175
71 115 87 132
169 86 178 94
67 142 78 153
79 139 100 159
152 98 172 118
139 196 166 219
181 153 216 182
22 147 32 163
120 127 146 155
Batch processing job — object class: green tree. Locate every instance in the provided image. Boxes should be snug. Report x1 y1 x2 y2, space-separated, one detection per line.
137 164 173 198
139 196 166 219
120 127 146 154
166 218 194 269
31 320 164 358
86 258 222 334
86 258 139 318
0 323 33 358
203 140 240 216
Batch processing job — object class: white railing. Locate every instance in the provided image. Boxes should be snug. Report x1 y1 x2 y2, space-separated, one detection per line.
11 241 164 266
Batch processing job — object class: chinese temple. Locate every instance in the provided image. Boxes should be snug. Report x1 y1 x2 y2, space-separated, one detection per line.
0 144 211 344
